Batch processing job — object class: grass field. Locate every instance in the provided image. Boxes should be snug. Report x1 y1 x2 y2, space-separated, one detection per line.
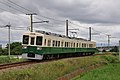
0 55 118 80
0 55 24 64
72 54 119 80
72 63 120 80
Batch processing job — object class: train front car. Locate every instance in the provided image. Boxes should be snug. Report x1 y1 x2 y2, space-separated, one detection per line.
22 32 44 60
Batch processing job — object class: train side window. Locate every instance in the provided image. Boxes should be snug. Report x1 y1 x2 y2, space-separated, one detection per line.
44 39 46 46
74 43 75 47
65 42 67 47
36 36 43 45
67 42 69 47
77 43 78 47
56 41 58 47
47 40 51 46
58 41 60 47
84 44 86 48
82 43 84 47
82 43 86 48
52 40 55 47
23 35 29 44
89 44 93 48
61 41 63 47
31 37 35 45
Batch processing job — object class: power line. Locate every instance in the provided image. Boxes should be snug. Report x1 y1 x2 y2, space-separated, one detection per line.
7 0 65 22
7 0 32 13
0 1 26 14
0 0 42 21
0 1 30 21
69 21 89 29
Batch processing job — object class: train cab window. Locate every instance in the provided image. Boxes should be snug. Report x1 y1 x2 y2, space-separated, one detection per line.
36 36 43 45
31 37 35 45
23 35 29 44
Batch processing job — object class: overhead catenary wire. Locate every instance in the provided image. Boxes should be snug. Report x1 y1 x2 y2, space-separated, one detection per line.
0 0 42 21
69 21 89 29
7 0 65 22
0 0 67 34
0 1 29 20
2 0 65 33
0 1 26 14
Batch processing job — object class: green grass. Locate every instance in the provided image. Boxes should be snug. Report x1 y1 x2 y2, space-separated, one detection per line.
0 54 118 80
72 54 119 80
0 55 25 64
72 63 120 80
0 55 111 80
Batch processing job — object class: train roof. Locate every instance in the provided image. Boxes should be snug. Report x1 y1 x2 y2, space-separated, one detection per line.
35 30 88 41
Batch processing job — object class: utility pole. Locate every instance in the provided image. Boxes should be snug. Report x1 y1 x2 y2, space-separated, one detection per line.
100 43 103 54
26 13 49 32
5 25 11 57
89 27 91 41
107 35 111 48
26 13 37 32
66 20 68 36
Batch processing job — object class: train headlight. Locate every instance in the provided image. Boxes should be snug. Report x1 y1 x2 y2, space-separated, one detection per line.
37 47 42 50
23 46 27 49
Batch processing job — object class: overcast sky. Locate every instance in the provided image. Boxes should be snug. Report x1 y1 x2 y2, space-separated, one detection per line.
0 0 120 47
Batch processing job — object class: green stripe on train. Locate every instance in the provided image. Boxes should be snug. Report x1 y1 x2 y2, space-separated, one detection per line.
22 46 97 55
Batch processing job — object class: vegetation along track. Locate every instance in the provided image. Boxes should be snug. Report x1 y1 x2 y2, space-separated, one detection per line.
0 53 111 70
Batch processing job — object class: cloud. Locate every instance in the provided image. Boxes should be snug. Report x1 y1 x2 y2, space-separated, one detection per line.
0 0 120 47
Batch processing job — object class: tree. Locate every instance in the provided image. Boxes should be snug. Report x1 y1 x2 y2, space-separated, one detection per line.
0 48 2 55
6 42 22 55
110 46 119 52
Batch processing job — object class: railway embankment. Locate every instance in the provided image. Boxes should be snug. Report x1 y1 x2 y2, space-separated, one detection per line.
0 54 118 80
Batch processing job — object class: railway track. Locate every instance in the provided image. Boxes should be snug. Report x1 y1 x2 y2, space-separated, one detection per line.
0 61 40 70
0 59 58 70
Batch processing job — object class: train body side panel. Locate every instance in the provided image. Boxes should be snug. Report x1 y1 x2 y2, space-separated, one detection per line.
22 46 97 55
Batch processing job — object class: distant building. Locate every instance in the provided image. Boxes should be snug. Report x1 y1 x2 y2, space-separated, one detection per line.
97 46 118 51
